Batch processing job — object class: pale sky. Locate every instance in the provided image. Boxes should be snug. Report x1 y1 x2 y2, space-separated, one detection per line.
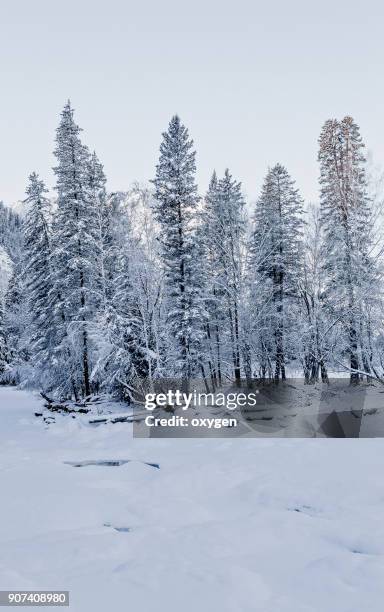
1 0 383 205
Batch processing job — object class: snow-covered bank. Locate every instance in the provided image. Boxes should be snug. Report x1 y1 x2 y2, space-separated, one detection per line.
1 386 384 611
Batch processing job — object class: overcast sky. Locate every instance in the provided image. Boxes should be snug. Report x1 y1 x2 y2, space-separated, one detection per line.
1 0 383 205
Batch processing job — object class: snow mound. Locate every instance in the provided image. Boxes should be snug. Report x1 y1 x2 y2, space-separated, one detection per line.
0 387 383 612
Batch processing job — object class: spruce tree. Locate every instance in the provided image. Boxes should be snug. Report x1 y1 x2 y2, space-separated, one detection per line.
249 164 304 381
50 101 99 398
23 173 53 382
202 169 246 385
217 169 246 383
86 151 110 307
201 171 225 387
152 115 206 385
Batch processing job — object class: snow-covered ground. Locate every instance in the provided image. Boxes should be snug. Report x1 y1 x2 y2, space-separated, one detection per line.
1 386 384 611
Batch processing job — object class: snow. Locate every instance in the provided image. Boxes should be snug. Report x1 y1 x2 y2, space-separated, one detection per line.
1 386 384 611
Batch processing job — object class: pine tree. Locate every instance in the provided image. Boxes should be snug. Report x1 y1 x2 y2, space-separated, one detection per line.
201 171 225 388
202 169 246 385
152 115 207 385
217 169 246 383
50 101 99 398
319 116 375 383
249 164 304 381
23 173 53 383
86 151 110 307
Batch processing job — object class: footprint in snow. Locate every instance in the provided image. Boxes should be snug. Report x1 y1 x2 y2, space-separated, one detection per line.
104 523 132 533
63 459 160 469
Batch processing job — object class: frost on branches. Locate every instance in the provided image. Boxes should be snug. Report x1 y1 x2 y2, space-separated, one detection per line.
1 108 384 399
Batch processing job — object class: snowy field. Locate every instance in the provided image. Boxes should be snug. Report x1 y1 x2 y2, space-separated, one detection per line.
1 387 384 611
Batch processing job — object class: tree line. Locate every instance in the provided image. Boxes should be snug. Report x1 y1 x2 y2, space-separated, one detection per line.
0 104 383 400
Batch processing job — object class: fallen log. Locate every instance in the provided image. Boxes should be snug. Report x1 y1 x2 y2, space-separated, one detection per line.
88 412 148 425
40 392 90 414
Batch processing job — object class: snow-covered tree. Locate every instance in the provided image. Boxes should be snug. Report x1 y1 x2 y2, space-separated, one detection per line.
152 115 207 385
50 101 100 398
248 164 304 381
299 204 329 383
319 116 377 383
91 193 154 399
23 173 53 384
3 264 28 379
200 172 224 388
0 205 24 382
5 100 384 399
0 202 23 264
202 169 246 385
86 151 111 307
